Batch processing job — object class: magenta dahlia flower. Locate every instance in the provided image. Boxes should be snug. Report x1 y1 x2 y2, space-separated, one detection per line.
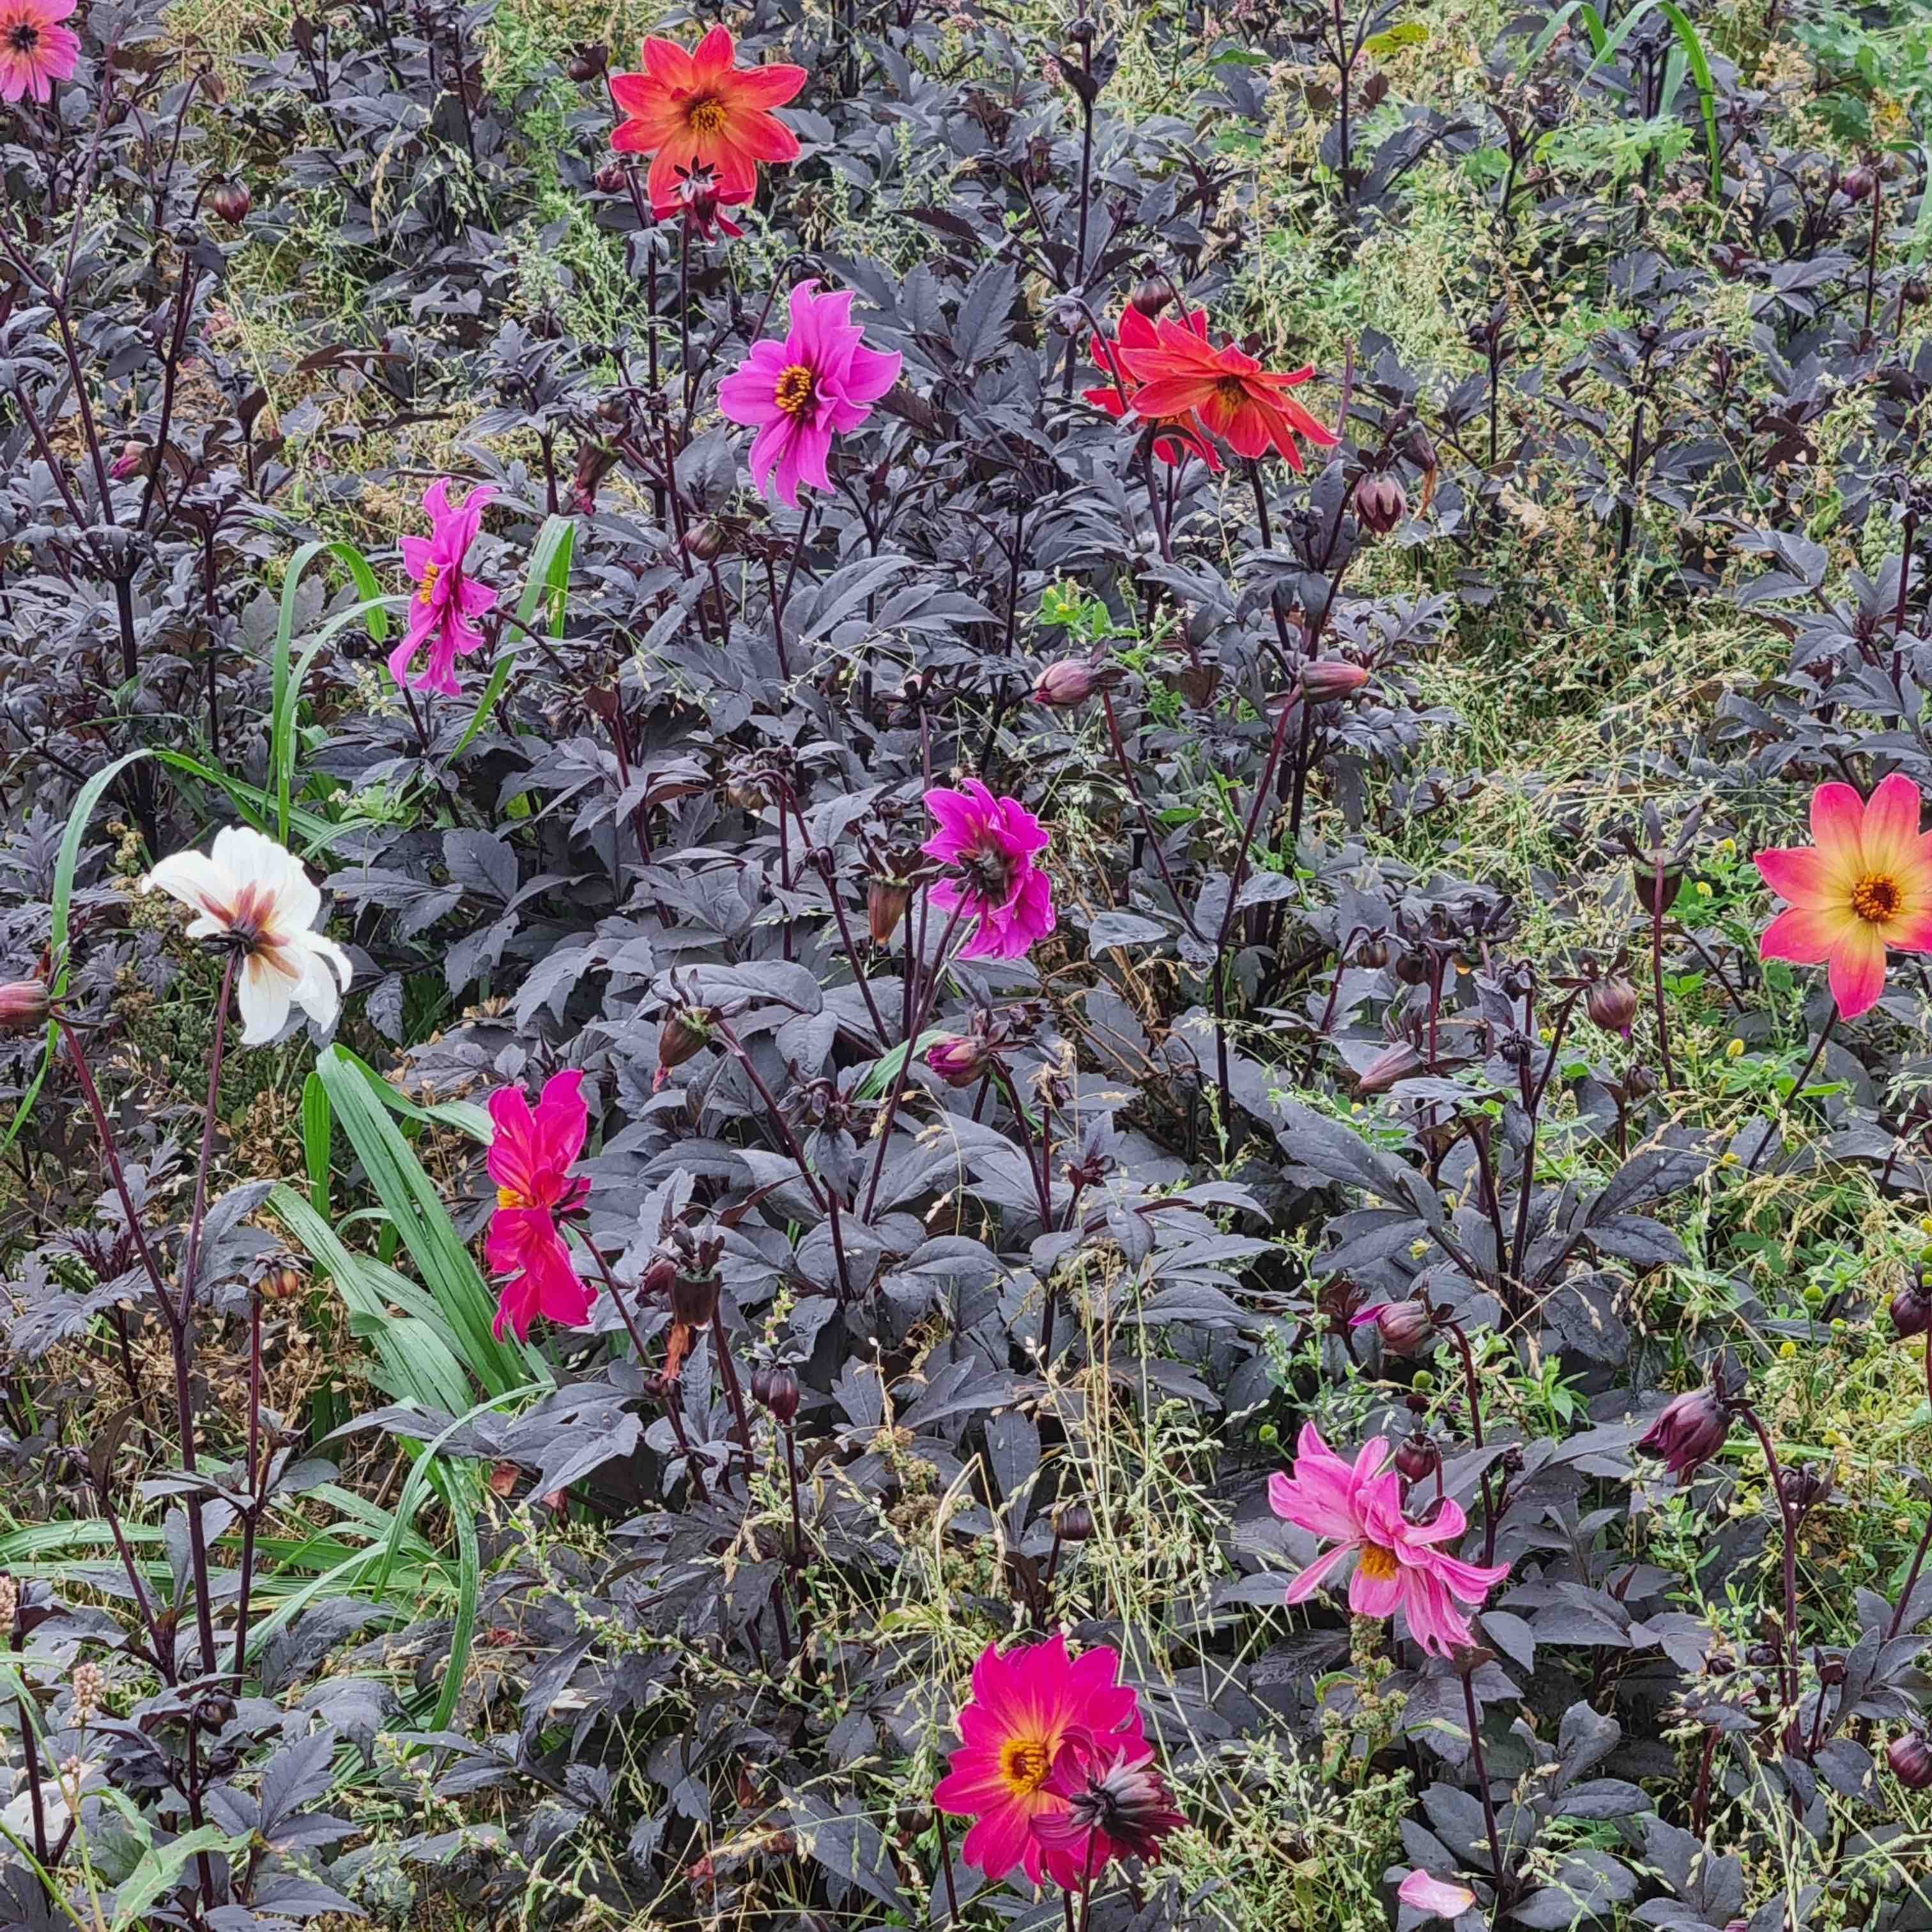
1268 1423 1508 1656
920 780 1055 961
933 1636 1147 1888
486 1070 594 1341
0 0 78 104
390 477 497 698
716 279 901 509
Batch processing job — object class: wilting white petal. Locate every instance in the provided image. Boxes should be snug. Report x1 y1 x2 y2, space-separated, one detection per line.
235 954 296 1046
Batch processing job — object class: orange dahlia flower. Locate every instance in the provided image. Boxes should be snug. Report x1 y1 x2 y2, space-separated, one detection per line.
1756 773 1932 1018
1118 318 1337 468
609 26 806 220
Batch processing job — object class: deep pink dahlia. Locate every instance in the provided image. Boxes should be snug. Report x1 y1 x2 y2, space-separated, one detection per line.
486 1070 594 1341
0 0 78 104
716 279 901 509
920 780 1055 962
390 477 498 698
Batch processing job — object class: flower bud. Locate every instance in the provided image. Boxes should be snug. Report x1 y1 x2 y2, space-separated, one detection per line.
1632 857 1683 917
110 441 148 482
566 41 608 81
925 1035 989 1089
1639 1384 1729 1486
1889 1731 1932 1790
1354 473 1407 535
1905 277 1930 308
866 875 911 946
1353 935 1390 969
762 1365 799 1426
208 180 252 225
1299 658 1372 704
658 1008 714 1071
1354 1040 1423 1095
683 518 728 562
1842 164 1876 202
1353 1299 1435 1354
1395 1432 1439 1484
1586 977 1639 1038
1395 949 1430 986
594 162 627 196
0 977 50 1032
1032 658 1100 707
750 1365 775 1406
1054 1499 1095 1541
1890 1278 1932 1339
260 1265 304 1302
670 1262 721 1330
1128 275 1172 318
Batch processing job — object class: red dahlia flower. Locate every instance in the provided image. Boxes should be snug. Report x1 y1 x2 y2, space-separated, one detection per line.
608 26 806 221
1119 317 1337 468
486 1070 594 1341
1085 305 1222 471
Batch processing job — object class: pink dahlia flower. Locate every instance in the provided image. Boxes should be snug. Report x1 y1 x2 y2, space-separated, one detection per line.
920 779 1055 962
0 0 78 104
390 477 498 698
716 279 901 509
932 1636 1145 1887
1268 1423 1508 1657
1755 773 1932 1019
486 1070 594 1341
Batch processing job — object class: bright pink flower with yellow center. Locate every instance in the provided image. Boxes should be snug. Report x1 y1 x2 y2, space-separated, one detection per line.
608 24 806 221
486 1070 594 1342
933 1636 1146 1887
391 477 497 699
1269 1425 1508 1657
921 779 1055 962
1118 316 1337 470
1754 774 1932 1020
0 0 78 105
717 279 901 509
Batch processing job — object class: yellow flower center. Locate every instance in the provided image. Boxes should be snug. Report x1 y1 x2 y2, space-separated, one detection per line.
496 1185 528 1210
418 561 441 604
774 364 817 418
1851 873 1902 924
686 95 728 137
1358 1543 1399 1583
998 1735 1053 1798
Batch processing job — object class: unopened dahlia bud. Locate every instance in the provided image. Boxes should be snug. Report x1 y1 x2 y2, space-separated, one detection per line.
1586 977 1640 1038
1353 1299 1434 1354
683 518 728 562
925 1035 989 1088
1354 473 1407 535
261 1265 305 1302
1395 1432 1439 1484
1033 659 1101 708
594 162 627 195
762 1365 799 1426
1639 1384 1729 1486
208 180 252 225
1890 1276 1932 1339
1300 658 1372 704
1128 275 1172 318
0 977 49 1031
1889 1730 1932 1790
566 41 608 80
1054 1499 1095 1542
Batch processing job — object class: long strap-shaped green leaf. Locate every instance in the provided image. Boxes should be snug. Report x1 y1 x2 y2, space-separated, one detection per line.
448 512 576 762
312 1046 547 1397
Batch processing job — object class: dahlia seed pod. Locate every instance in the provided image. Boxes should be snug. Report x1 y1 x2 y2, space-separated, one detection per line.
670 1264 721 1330
658 1008 714 1070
